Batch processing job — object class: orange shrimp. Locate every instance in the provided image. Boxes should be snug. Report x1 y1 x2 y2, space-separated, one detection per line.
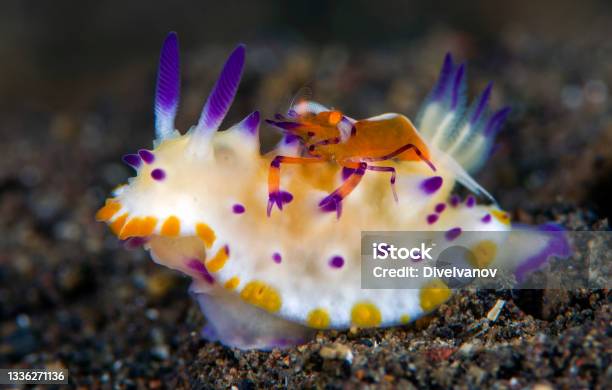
265 101 436 217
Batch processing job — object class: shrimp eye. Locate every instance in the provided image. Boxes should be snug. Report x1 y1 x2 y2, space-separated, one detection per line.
328 111 342 125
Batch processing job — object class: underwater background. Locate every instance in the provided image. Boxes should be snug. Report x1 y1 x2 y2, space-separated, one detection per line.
0 0 610 387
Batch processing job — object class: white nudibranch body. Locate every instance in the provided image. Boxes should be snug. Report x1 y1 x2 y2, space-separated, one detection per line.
97 34 570 349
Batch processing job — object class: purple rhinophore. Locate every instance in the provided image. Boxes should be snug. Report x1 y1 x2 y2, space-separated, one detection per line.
450 195 460 207
481 214 492 223
466 195 476 208
154 32 180 137
450 64 465 110
138 149 155 164
514 224 571 283
432 53 454 101
232 204 245 214
435 203 446 213
329 256 345 268
484 107 511 137
274 113 284 120
427 214 438 224
421 176 443 194
242 111 260 135
342 167 356 181
187 259 215 284
272 252 282 264
198 45 245 131
155 32 180 112
445 227 462 241
471 82 493 124
151 168 166 181
122 154 141 169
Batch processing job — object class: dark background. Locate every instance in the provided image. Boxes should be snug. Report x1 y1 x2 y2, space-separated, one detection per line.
0 0 610 388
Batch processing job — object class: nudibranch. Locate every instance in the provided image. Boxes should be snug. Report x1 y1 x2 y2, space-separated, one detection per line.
97 33 570 350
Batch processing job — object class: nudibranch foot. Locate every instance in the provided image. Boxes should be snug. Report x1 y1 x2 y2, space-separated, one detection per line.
194 290 315 350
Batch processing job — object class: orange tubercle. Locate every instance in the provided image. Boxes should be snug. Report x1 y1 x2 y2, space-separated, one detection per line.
119 217 142 239
196 222 216 248
206 246 229 272
96 200 121 221
140 216 158 236
161 216 180 236
110 213 129 235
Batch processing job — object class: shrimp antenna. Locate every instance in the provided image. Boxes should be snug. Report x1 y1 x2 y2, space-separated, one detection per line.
287 86 313 117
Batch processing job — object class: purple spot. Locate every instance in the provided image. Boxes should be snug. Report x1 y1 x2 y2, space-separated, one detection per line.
329 256 344 268
421 176 443 194
186 259 215 284
435 203 446 213
122 154 141 169
232 204 245 214
427 214 438 224
138 149 155 164
481 214 492 223
198 45 245 132
151 168 166 181
450 195 460 207
272 252 282 264
514 224 571 283
342 167 356 181
445 227 462 241
466 195 476 208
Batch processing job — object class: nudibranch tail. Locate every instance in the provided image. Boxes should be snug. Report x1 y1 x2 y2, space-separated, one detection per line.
154 32 181 141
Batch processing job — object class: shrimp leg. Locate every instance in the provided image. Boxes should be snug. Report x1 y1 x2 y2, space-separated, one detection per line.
362 143 436 172
319 162 367 218
367 165 398 202
268 155 325 216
